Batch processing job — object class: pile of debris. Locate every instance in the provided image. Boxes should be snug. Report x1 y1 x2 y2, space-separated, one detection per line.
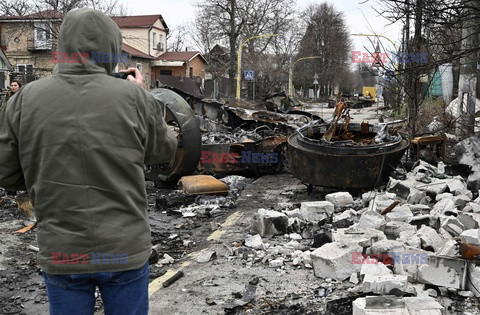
192 135 480 314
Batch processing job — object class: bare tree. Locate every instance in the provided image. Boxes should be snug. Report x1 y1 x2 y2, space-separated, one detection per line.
376 0 480 136
193 0 296 103
294 2 351 98
0 0 128 16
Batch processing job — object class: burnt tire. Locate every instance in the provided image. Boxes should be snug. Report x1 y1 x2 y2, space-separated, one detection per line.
145 88 201 185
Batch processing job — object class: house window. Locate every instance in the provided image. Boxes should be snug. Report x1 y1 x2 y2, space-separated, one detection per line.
17 64 33 74
136 63 142 73
160 70 172 76
159 34 164 51
152 32 157 49
34 22 51 49
189 67 193 78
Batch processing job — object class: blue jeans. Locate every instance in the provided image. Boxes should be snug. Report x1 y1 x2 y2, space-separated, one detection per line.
42 262 149 315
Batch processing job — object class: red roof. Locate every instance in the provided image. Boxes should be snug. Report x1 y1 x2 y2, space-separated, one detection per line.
157 51 207 63
122 43 153 59
111 14 168 31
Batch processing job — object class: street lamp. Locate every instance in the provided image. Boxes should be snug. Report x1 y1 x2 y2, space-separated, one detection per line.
236 33 277 101
288 56 322 98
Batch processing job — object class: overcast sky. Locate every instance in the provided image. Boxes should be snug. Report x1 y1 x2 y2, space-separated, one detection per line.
121 0 402 53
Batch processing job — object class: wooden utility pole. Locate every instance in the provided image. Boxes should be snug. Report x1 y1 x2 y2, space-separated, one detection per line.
228 0 237 105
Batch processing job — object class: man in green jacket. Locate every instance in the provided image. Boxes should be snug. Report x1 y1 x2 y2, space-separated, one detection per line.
0 8 177 315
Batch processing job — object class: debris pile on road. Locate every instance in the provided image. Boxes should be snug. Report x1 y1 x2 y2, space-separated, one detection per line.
193 134 480 313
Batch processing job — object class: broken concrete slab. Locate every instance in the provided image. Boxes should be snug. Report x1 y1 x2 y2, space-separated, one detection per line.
454 133 480 168
463 202 480 213
441 216 465 237
352 296 406 315
325 192 354 209
370 240 405 256
467 262 480 297
416 178 448 196
406 188 430 205
457 212 480 230
392 247 431 279
384 221 417 240
332 227 387 248
385 205 414 223
196 249 217 263
416 255 467 290
437 239 459 256
446 177 468 195
362 274 408 295
387 178 412 199
244 234 265 250
417 225 445 252
250 208 288 237
407 204 431 215
403 297 444 314
460 229 480 245
360 261 392 276
299 201 334 223
356 210 386 230
310 242 362 281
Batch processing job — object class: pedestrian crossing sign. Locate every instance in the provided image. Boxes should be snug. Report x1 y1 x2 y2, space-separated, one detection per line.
244 70 254 81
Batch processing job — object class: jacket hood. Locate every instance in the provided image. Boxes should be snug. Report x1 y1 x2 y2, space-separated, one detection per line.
54 8 122 75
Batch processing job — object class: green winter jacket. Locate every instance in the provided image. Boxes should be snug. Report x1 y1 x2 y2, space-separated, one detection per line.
0 8 177 274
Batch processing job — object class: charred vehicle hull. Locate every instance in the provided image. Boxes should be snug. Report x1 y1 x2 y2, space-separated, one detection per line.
288 123 409 189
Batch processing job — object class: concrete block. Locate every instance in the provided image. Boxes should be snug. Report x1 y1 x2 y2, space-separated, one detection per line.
299 201 334 223
463 202 480 213
407 204 431 215
360 261 392 276
460 229 480 245
441 217 465 237
333 209 357 222
393 247 431 279
310 242 362 280
468 169 480 192
325 192 354 209
398 230 422 248
431 198 457 216
407 188 430 205
417 225 445 252
436 192 453 202
403 297 444 314
284 208 302 219
245 234 265 250
385 205 414 223
384 221 417 239
352 296 407 315
467 262 480 297
269 258 284 268
251 209 288 237
458 212 480 230
446 178 468 195
413 160 437 176
357 210 386 230
454 195 471 210
362 274 408 294
387 178 412 199
332 227 387 248
437 239 459 257
417 255 467 289
370 240 405 255
417 178 448 196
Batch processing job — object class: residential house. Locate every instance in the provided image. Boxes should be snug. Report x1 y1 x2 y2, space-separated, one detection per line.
111 14 168 59
152 51 207 80
0 10 62 84
117 43 154 90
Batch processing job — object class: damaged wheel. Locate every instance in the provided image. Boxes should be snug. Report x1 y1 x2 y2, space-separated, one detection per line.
145 88 201 185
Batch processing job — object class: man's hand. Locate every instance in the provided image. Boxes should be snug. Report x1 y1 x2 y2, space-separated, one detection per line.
119 67 144 87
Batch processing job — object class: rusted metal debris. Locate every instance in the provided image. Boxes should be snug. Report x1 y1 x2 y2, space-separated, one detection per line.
380 200 401 215
178 175 229 195
288 122 409 189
